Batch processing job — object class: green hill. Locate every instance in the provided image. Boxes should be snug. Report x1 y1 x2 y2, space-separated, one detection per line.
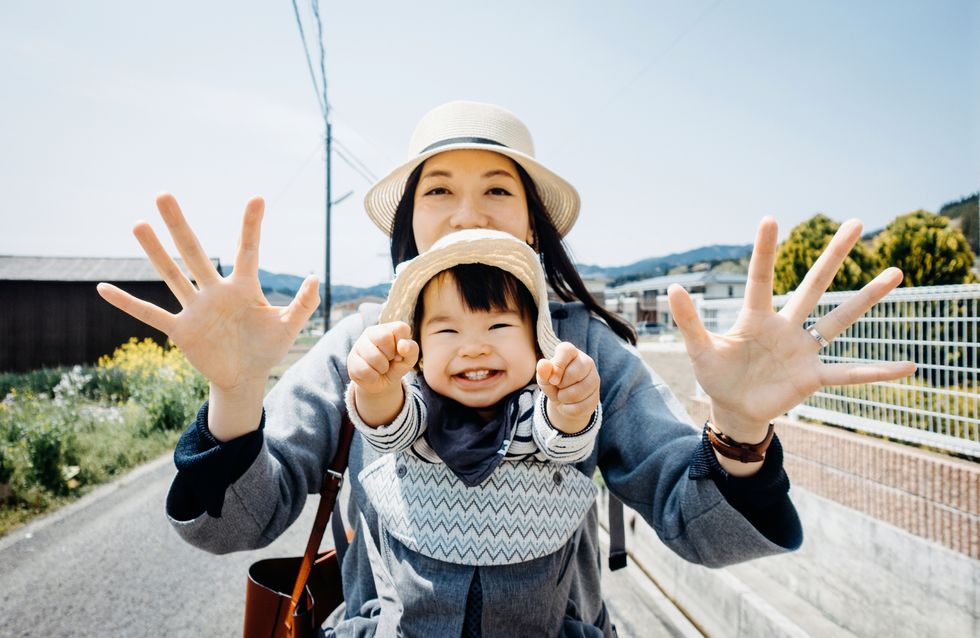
939 193 978 253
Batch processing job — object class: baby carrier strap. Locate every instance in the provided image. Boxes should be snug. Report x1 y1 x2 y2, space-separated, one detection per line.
550 302 628 571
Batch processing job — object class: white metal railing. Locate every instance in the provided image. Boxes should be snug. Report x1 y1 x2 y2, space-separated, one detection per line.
695 284 980 458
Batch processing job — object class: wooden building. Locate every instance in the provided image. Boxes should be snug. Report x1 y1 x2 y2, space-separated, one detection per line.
0 255 219 372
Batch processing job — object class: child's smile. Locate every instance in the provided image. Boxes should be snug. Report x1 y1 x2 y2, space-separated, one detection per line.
419 273 537 410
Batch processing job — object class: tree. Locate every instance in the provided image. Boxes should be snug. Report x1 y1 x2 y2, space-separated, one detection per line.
875 210 978 287
773 214 882 294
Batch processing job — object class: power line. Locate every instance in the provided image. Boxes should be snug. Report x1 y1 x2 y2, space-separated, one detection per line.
269 138 324 205
606 0 726 107
289 0 326 117
333 144 376 185
557 0 727 153
333 136 378 182
311 0 329 116
330 107 399 166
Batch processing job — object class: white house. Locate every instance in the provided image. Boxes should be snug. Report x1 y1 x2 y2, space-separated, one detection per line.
605 271 747 328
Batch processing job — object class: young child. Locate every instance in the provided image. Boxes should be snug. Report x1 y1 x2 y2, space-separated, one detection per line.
345 229 602 488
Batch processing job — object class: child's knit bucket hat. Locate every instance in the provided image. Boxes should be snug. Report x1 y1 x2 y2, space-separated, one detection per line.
378 228 561 358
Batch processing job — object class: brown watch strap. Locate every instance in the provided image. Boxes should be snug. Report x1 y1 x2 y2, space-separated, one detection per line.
705 420 775 463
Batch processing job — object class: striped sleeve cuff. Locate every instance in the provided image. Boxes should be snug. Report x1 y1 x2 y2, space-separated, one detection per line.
344 379 425 453
531 391 601 463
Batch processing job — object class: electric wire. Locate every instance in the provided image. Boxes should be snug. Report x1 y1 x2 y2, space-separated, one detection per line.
333 136 378 182
289 0 326 117
334 144 377 185
269 138 325 206
311 0 329 116
556 0 726 153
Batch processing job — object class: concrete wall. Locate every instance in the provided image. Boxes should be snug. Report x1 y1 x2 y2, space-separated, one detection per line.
605 401 980 637
689 398 979 561
605 486 978 637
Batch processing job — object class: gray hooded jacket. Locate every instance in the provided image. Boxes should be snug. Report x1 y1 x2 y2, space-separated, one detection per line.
167 302 801 637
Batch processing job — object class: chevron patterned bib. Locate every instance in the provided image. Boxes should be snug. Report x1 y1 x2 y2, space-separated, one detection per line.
359 453 598 566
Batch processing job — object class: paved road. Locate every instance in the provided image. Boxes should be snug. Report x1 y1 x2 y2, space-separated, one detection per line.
0 340 701 637
0 455 695 637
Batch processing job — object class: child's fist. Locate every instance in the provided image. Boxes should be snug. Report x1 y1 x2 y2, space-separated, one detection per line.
348 321 420 396
536 342 600 431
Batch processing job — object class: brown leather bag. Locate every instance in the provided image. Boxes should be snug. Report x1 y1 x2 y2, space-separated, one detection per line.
242 415 354 638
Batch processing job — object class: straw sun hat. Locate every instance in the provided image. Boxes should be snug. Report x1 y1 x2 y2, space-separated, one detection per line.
364 101 581 238
378 228 561 359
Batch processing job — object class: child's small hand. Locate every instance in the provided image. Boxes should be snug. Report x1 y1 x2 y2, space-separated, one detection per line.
348 321 420 396
536 342 600 432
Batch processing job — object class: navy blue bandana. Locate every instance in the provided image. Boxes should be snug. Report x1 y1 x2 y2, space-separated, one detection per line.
419 378 531 487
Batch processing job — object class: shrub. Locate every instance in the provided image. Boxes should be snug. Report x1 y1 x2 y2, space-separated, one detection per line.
0 368 68 397
0 339 204 529
97 338 207 432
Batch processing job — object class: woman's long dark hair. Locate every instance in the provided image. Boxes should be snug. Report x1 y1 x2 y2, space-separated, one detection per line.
389 159 636 345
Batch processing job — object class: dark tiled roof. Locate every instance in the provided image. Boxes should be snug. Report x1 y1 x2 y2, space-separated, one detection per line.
0 255 221 282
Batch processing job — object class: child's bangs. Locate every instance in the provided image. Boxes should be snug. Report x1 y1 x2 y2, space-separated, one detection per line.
445 264 536 317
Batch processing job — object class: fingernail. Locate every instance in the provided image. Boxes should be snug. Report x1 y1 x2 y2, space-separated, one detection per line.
550 375 560 385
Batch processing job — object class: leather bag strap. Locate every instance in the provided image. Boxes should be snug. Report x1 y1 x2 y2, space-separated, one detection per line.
284 413 355 632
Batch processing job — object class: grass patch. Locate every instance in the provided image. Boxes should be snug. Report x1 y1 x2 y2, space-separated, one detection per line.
0 338 207 537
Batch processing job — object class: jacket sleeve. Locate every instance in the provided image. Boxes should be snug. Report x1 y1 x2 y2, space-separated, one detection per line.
581 312 802 567
164 307 376 554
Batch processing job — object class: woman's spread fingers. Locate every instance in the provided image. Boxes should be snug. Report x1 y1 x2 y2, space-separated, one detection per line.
232 196 264 279
743 217 778 312
155 193 222 287
820 361 917 386
812 267 904 342
779 219 863 324
667 284 711 355
132 221 197 306
96 283 176 335
280 275 320 332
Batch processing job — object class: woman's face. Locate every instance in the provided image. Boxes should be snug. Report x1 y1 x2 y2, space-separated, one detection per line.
412 149 532 252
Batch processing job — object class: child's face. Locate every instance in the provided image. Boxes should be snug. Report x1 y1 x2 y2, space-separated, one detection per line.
418 274 537 413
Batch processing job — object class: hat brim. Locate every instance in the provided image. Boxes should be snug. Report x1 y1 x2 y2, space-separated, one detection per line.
364 142 580 238
378 230 561 359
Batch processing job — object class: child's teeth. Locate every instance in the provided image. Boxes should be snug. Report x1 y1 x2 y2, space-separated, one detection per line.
463 370 490 380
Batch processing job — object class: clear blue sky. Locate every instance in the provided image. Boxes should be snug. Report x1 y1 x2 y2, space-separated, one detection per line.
1 1 977 287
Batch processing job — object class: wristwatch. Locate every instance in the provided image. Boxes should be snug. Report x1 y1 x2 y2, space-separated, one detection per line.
704 420 775 463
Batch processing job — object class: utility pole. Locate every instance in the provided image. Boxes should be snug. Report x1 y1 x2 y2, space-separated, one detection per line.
324 120 332 332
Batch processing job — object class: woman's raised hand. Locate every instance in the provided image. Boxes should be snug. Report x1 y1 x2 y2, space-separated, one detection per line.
97 194 321 399
667 217 916 451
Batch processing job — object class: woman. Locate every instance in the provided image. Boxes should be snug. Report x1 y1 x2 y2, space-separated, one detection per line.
97 101 914 636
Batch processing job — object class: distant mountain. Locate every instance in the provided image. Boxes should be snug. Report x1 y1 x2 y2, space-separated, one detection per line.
219 268 391 304
244 244 753 302
257 269 307 296
327 282 391 303
575 244 752 283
